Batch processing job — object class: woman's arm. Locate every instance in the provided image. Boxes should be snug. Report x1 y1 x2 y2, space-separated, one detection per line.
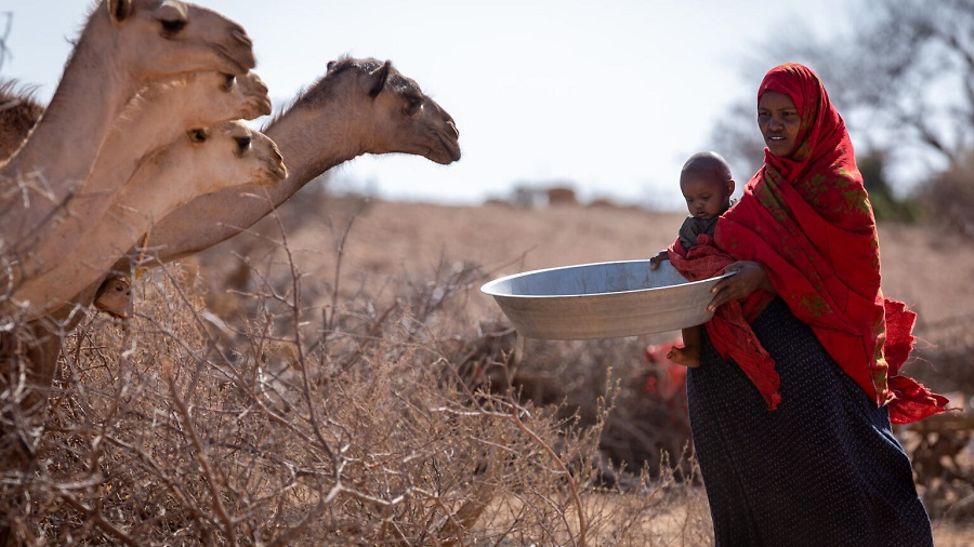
707 261 774 312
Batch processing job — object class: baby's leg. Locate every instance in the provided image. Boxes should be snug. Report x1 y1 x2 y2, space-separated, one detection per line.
668 326 702 367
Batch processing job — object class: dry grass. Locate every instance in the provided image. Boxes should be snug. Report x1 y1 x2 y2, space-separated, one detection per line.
0 226 711 545
2 194 973 544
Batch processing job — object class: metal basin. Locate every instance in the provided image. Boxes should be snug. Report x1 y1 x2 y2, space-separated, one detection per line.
480 260 733 339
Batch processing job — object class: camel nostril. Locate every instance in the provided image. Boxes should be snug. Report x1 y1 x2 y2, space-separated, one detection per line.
447 120 459 139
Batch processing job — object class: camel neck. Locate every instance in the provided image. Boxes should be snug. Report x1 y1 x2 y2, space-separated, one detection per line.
144 98 374 263
116 156 181 225
86 88 183 197
266 104 365 192
14 154 180 319
0 16 136 244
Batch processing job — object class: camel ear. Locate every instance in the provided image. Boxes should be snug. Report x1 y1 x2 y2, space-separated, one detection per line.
157 0 189 23
107 0 134 24
368 61 392 99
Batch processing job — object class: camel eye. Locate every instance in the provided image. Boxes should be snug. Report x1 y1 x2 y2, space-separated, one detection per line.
188 128 207 143
161 18 187 34
403 96 422 115
222 73 236 90
234 135 252 152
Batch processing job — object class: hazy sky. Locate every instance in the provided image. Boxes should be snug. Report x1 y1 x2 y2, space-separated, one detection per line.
2 0 849 209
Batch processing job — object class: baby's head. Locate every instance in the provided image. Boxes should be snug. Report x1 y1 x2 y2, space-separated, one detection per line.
679 151 735 220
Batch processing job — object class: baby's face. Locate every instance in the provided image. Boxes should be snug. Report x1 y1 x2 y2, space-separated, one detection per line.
680 174 731 220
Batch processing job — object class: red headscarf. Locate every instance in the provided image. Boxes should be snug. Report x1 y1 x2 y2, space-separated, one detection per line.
710 63 948 424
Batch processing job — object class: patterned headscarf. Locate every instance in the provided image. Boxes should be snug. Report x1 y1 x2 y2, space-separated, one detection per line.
712 63 947 423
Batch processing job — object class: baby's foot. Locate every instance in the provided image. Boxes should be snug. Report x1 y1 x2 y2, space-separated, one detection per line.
667 346 701 368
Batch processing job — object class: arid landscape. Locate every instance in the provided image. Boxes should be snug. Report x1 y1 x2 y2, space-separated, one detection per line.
2 0 971 543
0 186 971 543
168 190 974 544
197 191 974 347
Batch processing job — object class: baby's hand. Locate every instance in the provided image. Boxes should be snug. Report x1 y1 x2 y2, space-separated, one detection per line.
649 249 669 270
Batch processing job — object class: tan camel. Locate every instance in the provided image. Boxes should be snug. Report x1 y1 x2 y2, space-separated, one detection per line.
93 57 461 317
12 121 286 318
138 57 460 263
0 82 44 162
18 71 271 284
93 275 134 318
0 0 256 265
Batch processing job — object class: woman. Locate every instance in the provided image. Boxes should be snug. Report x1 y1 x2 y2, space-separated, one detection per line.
686 63 948 546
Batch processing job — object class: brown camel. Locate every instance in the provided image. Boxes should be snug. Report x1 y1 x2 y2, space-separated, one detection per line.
19 71 271 284
0 0 256 269
93 56 461 316
143 56 460 262
12 121 286 318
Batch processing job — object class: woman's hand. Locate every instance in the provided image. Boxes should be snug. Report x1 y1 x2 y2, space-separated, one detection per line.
707 261 773 312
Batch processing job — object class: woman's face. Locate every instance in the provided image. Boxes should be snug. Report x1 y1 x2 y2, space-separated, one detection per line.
758 91 801 157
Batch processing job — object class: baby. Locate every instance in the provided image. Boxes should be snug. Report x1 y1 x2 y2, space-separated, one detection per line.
650 151 736 367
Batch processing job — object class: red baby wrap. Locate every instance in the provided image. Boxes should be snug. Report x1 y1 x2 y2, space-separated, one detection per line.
670 63 948 424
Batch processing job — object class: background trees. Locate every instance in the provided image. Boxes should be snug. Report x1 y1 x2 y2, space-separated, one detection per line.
710 0 973 225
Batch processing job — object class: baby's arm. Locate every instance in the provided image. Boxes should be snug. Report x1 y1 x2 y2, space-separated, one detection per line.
649 249 669 270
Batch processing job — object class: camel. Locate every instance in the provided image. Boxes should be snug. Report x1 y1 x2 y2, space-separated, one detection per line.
3 58 461 317
133 56 460 263
93 275 134 318
91 57 461 317
0 82 43 162
17 71 271 284
12 121 286 318
0 0 256 266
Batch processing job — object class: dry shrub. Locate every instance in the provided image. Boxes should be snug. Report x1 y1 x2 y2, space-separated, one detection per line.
482 335 694 481
903 312 974 522
0 238 711 544
915 150 974 239
201 205 697 480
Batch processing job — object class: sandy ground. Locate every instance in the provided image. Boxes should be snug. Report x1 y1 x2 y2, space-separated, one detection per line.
190 196 974 544
196 197 974 330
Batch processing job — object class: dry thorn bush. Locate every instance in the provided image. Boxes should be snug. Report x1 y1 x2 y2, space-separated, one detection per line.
0 221 712 545
4 194 973 543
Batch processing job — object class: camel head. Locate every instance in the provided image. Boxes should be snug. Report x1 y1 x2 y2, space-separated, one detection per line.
299 57 461 165
232 72 273 119
93 275 132 318
100 0 257 80
159 71 272 126
178 121 287 194
9 123 284 320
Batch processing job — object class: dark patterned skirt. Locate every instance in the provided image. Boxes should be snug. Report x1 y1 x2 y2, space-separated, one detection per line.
687 298 933 547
